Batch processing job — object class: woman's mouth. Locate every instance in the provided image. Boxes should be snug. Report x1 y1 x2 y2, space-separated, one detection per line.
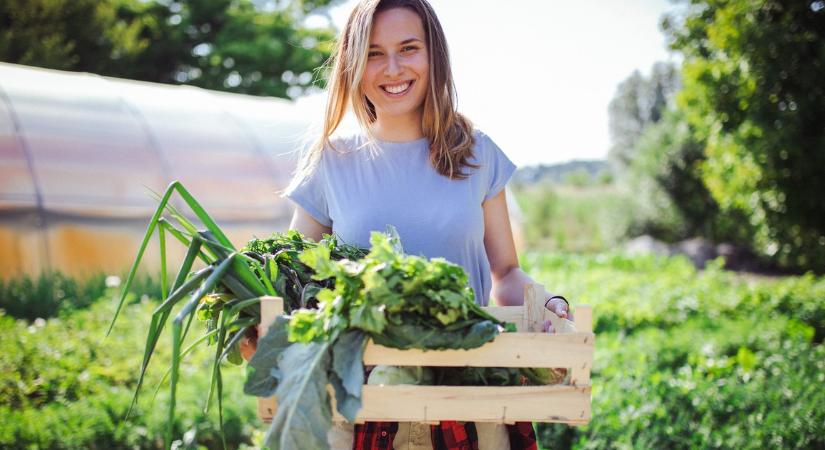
380 80 414 97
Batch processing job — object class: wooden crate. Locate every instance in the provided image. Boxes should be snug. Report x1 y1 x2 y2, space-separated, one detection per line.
256 283 594 426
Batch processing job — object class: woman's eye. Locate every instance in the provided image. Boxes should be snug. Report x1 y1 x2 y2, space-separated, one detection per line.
368 51 382 58
402 46 417 53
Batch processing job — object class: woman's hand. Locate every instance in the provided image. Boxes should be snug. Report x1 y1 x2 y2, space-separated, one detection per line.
543 298 574 333
239 325 261 362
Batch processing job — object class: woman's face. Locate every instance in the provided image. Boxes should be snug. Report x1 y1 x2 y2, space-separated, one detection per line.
360 7 429 122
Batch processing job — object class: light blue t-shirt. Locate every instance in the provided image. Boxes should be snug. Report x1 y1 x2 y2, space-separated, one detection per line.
283 129 517 306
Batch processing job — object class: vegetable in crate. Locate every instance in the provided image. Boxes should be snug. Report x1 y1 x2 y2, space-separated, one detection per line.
289 230 506 348
244 231 509 450
242 230 368 313
105 182 370 450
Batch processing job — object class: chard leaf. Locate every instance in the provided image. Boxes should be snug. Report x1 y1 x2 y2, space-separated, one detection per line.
329 330 367 422
349 303 386 334
265 342 333 450
372 320 500 350
298 245 336 280
288 308 324 343
243 316 291 397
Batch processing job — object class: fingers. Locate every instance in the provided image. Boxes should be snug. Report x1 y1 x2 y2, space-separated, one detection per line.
556 306 568 319
546 298 568 319
239 335 256 362
542 319 555 334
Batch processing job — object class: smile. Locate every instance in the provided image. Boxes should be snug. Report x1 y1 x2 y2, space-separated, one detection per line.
380 80 414 97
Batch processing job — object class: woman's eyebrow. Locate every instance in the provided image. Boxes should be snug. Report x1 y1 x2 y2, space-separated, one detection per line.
369 38 424 48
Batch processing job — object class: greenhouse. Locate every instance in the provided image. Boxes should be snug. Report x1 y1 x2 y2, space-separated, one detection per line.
0 62 316 278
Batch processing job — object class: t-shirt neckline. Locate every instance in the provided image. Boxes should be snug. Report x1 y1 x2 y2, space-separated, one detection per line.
374 136 428 148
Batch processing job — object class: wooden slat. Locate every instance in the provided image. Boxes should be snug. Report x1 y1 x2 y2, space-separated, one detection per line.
363 332 594 369
483 306 525 331
524 283 546 332
338 385 590 424
573 305 593 333
259 296 284 335
570 304 593 387
257 296 283 423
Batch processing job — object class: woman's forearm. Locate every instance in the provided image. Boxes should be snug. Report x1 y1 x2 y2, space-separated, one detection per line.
491 267 557 307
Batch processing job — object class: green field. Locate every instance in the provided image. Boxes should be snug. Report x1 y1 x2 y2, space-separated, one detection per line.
1 252 822 449
513 185 636 253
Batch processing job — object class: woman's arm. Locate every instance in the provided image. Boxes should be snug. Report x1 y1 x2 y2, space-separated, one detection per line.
483 189 570 319
288 204 332 241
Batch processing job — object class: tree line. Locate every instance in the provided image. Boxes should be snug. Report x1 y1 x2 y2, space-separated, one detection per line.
608 0 824 273
0 0 343 98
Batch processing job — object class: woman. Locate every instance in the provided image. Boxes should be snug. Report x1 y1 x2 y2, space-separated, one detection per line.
242 0 571 448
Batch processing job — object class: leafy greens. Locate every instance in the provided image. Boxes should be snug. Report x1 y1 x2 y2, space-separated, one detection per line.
244 230 508 450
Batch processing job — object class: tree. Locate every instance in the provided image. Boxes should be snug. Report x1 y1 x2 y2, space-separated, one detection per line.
628 109 752 244
0 0 342 98
0 0 144 71
607 62 681 170
665 0 825 271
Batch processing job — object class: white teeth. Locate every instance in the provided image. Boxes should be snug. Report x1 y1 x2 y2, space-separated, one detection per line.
383 81 410 94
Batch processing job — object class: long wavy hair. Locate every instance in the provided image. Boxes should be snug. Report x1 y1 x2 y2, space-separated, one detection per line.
287 0 478 192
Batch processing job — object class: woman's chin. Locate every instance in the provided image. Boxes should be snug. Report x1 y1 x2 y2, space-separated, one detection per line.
375 104 425 121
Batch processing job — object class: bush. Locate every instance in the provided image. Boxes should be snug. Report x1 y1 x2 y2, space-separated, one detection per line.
0 296 258 449
624 109 754 246
0 272 107 321
0 271 162 321
521 252 825 449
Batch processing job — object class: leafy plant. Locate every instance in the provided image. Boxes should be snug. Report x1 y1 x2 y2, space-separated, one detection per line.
290 231 505 347
105 181 363 449
0 272 107 320
243 231 508 450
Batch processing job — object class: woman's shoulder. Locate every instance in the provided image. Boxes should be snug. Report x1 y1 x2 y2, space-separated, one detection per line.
326 132 367 154
470 127 506 161
472 127 491 142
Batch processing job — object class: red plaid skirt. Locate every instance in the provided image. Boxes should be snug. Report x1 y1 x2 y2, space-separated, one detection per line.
352 420 537 450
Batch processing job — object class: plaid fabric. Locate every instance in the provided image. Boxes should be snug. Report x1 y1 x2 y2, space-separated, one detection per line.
352 422 398 450
506 422 538 450
352 421 536 450
430 420 478 450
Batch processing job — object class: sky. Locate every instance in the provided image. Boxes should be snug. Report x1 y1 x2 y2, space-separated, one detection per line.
298 0 683 167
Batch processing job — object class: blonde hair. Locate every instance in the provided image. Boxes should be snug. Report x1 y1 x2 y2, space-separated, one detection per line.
287 0 478 193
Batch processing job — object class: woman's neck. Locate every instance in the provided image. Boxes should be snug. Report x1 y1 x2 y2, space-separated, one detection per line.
370 110 424 142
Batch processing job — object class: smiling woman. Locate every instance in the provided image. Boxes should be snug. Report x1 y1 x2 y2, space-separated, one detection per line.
247 1 572 449
360 8 430 133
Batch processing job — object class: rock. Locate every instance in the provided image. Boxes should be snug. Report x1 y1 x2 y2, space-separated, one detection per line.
674 237 717 269
624 235 670 256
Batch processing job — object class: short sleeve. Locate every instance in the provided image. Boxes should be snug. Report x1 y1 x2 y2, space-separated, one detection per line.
282 158 332 227
481 133 517 202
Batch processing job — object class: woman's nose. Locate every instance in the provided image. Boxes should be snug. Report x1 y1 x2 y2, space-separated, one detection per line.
384 54 402 77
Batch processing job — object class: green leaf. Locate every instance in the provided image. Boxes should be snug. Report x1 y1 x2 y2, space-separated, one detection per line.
265 342 332 450
329 331 367 422
244 316 292 397
372 320 500 350
349 304 386 335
